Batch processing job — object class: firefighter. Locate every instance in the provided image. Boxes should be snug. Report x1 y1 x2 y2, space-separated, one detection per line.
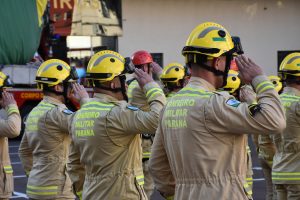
272 53 300 200
18 59 82 200
127 50 163 199
0 72 21 200
223 70 255 198
149 22 286 200
67 50 166 200
160 62 189 98
251 75 282 200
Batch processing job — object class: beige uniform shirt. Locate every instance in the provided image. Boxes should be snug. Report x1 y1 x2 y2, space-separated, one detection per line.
272 87 300 184
68 82 166 200
149 75 286 200
19 96 75 199
127 80 153 159
0 104 21 199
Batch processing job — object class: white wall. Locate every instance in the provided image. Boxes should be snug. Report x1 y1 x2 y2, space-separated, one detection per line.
119 0 300 75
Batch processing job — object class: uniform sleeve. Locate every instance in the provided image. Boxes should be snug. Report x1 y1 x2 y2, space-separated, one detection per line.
149 113 175 198
0 104 21 138
205 75 286 135
45 106 74 135
111 81 166 134
19 133 33 176
295 102 300 124
67 140 85 199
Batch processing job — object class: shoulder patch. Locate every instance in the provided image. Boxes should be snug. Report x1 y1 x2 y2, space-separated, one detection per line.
62 109 74 115
126 105 139 111
226 99 241 107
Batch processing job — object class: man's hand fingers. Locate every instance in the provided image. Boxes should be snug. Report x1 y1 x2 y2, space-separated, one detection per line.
236 57 245 70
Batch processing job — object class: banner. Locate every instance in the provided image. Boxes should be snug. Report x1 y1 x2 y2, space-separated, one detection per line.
50 0 75 36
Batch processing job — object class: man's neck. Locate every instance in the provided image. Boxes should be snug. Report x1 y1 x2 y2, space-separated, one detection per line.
287 83 300 91
44 93 64 103
94 88 124 101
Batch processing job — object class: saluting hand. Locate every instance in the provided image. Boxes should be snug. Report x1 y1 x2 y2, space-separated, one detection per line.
151 62 163 75
236 55 263 84
135 68 154 88
72 83 89 101
2 91 17 108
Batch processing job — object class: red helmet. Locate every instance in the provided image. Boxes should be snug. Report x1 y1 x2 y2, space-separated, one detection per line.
131 50 153 65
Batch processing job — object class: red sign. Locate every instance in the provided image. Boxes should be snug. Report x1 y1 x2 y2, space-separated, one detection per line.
50 0 75 36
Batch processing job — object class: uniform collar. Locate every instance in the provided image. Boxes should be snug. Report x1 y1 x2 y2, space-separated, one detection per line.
283 86 300 96
43 95 64 106
188 76 216 92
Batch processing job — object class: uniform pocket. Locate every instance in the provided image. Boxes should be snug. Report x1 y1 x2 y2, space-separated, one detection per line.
134 175 147 200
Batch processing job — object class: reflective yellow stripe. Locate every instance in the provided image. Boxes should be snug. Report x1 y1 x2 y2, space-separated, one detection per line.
243 183 253 195
175 93 210 98
272 177 300 180
27 191 58 195
7 108 19 115
4 165 13 174
40 102 55 107
136 175 144 185
260 85 275 93
77 191 83 200
256 81 270 91
181 87 212 94
80 107 112 111
27 185 58 196
146 88 164 100
27 185 58 190
146 88 160 97
272 172 300 175
272 172 300 181
143 152 151 158
256 81 274 94
281 94 300 99
166 196 174 200
83 102 114 108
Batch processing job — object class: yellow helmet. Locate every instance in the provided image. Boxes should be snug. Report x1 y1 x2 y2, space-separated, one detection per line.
86 50 126 82
182 22 234 58
223 70 241 94
0 72 12 88
279 52 300 76
36 59 77 88
268 75 282 93
160 63 185 83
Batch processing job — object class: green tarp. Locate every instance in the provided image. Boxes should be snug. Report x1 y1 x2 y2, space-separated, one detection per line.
0 0 46 65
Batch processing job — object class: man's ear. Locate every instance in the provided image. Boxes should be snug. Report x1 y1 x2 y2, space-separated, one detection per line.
110 82 116 89
213 57 222 70
54 84 63 92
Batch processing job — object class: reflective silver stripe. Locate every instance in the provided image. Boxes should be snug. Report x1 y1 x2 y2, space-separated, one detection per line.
165 65 184 74
42 62 69 72
198 26 222 38
287 56 300 64
94 54 123 66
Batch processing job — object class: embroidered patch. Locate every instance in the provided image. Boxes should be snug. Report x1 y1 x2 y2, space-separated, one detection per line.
62 109 74 115
226 99 241 107
126 105 139 111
